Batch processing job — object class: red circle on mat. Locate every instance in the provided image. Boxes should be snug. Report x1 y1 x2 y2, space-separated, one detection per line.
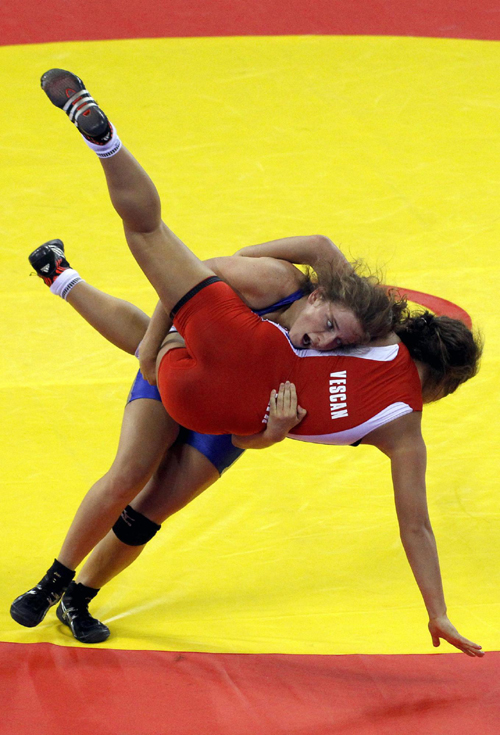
387 286 472 328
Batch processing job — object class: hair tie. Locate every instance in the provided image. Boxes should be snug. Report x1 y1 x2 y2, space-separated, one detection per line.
418 312 435 330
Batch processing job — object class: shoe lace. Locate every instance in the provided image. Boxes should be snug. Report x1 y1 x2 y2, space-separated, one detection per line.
63 598 101 627
29 583 61 609
68 608 107 637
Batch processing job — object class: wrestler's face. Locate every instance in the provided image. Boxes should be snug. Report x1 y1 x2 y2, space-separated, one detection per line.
289 291 364 351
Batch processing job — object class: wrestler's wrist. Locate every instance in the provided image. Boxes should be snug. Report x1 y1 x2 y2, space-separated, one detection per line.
263 429 286 443
231 430 277 449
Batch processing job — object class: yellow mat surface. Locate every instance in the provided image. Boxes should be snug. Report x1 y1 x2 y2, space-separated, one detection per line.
1 35 499 654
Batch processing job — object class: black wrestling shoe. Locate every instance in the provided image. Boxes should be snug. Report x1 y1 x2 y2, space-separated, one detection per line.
41 68 112 144
29 239 70 286
10 563 73 627
56 584 110 644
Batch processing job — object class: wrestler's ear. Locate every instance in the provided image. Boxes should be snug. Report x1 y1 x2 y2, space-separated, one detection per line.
308 287 325 304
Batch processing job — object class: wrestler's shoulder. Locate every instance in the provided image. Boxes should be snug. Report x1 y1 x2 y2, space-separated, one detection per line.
207 255 304 307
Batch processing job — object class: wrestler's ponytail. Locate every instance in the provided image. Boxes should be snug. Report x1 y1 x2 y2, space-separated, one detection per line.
395 311 483 399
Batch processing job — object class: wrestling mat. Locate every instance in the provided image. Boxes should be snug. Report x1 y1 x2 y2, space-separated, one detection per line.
0 1 499 732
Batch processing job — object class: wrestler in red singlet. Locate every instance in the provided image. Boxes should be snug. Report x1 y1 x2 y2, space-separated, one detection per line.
158 279 423 440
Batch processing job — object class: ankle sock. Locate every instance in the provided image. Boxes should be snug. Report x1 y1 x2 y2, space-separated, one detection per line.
64 581 100 606
45 559 75 590
82 124 122 159
49 268 83 300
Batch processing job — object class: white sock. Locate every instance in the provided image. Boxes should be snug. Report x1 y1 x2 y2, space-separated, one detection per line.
82 124 122 159
49 269 84 300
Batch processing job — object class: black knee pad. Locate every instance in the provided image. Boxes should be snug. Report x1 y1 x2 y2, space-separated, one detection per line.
112 505 161 546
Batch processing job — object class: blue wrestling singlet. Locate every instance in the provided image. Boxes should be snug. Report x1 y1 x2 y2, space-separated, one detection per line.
127 288 305 474
253 289 304 317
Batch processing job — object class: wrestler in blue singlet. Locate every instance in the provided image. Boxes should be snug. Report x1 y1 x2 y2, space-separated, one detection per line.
127 290 305 473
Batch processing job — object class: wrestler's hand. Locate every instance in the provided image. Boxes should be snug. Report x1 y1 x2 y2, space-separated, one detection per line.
265 382 307 443
428 615 485 657
138 343 158 385
231 382 306 450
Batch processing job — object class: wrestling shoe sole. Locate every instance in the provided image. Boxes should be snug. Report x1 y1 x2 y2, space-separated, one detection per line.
41 68 111 142
56 601 111 644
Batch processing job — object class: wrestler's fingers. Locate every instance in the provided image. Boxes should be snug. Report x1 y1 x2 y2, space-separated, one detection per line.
280 381 297 413
288 383 305 421
271 382 301 417
276 383 286 413
429 618 485 657
269 385 285 416
297 404 307 421
287 381 297 412
455 636 485 657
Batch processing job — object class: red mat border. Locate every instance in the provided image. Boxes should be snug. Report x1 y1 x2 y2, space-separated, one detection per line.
1 0 500 47
2 642 499 735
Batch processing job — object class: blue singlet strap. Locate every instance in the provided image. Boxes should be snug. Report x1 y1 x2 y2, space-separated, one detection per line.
254 289 304 316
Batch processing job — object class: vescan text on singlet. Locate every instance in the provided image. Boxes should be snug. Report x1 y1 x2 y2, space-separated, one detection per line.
329 371 348 419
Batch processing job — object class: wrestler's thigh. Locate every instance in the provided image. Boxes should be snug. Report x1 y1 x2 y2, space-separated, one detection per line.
131 443 220 522
111 397 178 482
123 222 214 314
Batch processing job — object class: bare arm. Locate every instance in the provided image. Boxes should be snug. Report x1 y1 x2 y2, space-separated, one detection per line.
233 235 348 270
204 255 304 309
389 422 446 619
365 412 484 657
138 300 173 383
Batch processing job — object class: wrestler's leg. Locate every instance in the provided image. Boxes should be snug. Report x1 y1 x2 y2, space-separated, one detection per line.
99 147 214 313
66 281 150 355
56 444 220 642
77 443 219 589
10 396 177 629
29 239 152 355
57 398 178 570
40 69 214 311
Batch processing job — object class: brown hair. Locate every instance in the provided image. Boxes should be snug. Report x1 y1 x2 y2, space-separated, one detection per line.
395 311 483 399
302 260 407 342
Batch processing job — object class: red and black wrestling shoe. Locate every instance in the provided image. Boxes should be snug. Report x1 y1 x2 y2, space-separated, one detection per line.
29 238 71 286
41 68 112 145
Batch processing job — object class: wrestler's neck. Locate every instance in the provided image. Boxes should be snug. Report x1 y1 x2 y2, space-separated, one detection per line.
414 361 445 403
369 333 400 347
264 297 304 329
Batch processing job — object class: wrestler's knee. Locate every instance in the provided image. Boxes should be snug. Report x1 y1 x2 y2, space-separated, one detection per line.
112 505 161 546
103 460 156 504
